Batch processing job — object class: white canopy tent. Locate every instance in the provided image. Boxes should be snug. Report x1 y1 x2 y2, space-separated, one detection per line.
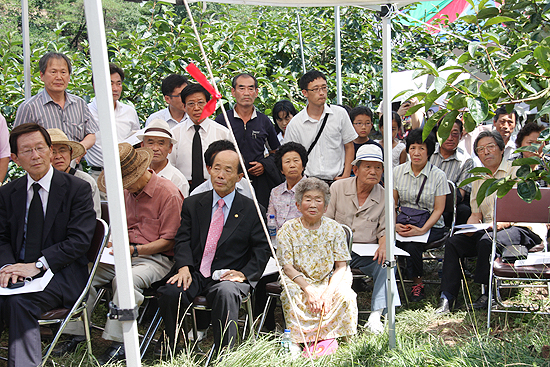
19 1 425 365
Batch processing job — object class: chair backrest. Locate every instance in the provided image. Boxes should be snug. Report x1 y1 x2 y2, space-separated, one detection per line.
100 201 109 225
340 224 353 255
445 180 457 233
87 217 109 263
495 188 550 223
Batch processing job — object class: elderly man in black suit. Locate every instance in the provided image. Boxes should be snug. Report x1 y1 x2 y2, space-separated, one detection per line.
157 149 270 353
0 123 95 366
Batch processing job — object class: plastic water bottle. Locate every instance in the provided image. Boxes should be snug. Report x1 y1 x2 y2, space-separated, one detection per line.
267 214 277 246
281 329 291 353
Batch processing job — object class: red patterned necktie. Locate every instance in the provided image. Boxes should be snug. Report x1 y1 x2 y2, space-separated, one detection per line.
200 198 225 277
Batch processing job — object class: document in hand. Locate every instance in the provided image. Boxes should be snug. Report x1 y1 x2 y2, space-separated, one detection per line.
0 269 54 296
395 229 431 243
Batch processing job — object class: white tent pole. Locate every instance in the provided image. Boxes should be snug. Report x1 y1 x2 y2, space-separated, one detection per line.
334 5 342 104
21 0 31 100
296 11 307 74
382 3 396 350
83 1 141 365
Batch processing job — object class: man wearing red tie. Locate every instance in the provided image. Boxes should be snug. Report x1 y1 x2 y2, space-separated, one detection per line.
158 149 269 352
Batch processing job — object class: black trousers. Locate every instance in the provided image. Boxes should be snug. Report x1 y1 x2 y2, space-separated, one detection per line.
0 275 76 367
158 271 251 350
440 226 539 300
397 226 446 279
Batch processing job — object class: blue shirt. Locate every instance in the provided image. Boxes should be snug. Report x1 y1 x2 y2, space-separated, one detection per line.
212 189 236 224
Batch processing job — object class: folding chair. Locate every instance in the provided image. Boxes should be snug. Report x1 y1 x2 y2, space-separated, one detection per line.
423 180 457 262
39 218 110 365
487 188 550 329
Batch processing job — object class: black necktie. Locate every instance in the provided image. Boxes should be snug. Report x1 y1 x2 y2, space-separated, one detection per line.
25 183 44 263
191 124 204 191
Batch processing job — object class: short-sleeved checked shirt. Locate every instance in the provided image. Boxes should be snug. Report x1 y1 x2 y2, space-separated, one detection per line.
14 90 98 143
430 145 474 193
393 161 450 228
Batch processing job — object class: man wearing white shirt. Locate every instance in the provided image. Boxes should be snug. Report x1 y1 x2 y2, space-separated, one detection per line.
145 74 189 129
492 106 519 161
86 63 140 187
285 70 357 183
169 84 231 191
137 119 190 197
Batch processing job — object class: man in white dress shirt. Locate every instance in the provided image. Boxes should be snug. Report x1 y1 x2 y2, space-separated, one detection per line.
145 74 189 129
285 70 357 183
86 63 140 189
169 84 231 191
137 119 189 197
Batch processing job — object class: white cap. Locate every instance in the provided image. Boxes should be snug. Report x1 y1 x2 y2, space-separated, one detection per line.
351 144 384 166
136 119 177 144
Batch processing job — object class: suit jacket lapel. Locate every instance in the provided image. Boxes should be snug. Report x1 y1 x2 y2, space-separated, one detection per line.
197 193 213 251
217 192 244 246
11 176 28 254
43 170 66 241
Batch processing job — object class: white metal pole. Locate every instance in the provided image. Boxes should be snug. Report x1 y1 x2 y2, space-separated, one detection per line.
382 3 396 350
335 6 342 104
21 0 31 100
83 1 141 365
296 11 307 74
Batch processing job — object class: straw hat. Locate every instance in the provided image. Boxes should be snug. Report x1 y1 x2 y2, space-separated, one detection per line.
47 128 86 159
136 119 177 144
351 144 384 166
97 142 153 193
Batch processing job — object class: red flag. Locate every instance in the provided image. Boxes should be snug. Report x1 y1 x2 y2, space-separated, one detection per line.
185 63 222 120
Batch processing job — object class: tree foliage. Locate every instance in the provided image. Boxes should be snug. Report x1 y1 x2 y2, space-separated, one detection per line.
0 0 449 127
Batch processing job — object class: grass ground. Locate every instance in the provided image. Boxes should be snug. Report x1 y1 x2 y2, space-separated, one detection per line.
2 259 550 366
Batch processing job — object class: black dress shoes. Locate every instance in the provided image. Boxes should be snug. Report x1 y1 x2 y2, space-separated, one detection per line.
51 335 86 357
97 342 125 365
470 294 490 310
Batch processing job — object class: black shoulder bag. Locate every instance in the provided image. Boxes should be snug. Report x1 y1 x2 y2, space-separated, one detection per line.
396 173 431 228
307 110 330 156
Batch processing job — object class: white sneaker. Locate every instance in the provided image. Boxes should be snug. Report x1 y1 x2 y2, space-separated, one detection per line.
289 342 302 358
366 318 385 335
187 328 207 342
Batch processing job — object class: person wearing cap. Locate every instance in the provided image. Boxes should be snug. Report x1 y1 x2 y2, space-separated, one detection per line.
85 63 140 189
0 123 96 366
48 128 101 217
56 143 183 364
169 84 232 192
137 118 190 197
325 144 400 334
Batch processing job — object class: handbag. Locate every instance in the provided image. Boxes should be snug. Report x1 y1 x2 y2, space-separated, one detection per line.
396 173 430 228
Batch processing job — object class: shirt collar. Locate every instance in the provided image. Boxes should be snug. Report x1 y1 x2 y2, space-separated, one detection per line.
185 117 211 132
404 161 432 178
166 107 187 124
41 89 73 106
305 103 333 123
434 144 459 161
131 169 157 198
233 108 257 120
27 165 54 193
282 176 305 194
213 188 236 210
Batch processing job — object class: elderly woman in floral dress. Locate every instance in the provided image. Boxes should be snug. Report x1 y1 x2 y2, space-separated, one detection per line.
276 177 357 348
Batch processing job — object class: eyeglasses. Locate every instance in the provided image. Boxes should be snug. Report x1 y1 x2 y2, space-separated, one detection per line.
353 122 373 127
166 94 180 99
186 101 207 109
19 146 48 157
306 86 327 93
475 142 498 154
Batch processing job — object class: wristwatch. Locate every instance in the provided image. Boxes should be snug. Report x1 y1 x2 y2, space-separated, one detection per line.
132 244 139 258
35 260 44 270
